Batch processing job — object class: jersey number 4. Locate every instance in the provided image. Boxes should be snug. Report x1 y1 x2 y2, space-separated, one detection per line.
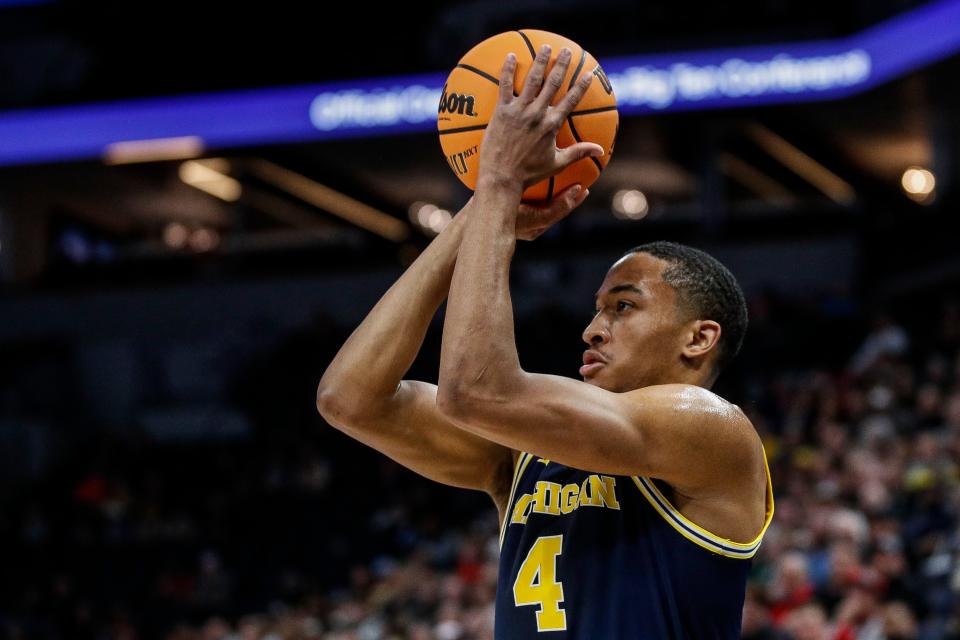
513 535 567 632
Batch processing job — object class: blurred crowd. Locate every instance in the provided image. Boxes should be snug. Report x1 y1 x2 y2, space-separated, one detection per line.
1 293 959 639
741 307 960 640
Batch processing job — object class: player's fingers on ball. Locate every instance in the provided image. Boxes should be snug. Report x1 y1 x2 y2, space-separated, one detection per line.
548 184 581 210
556 71 594 118
535 47 571 109
564 184 587 208
557 142 604 170
520 44 552 103
575 187 591 207
535 185 580 223
517 202 536 218
523 200 563 227
498 53 517 103
560 187 590 217
556 185 584 217
517 203 549 227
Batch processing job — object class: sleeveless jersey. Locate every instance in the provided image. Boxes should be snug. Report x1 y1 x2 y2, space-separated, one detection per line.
494 450 774 639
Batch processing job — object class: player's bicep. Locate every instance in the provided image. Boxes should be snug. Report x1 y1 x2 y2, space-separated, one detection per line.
439 374 754 490
621 385 760 491
439 371 643 474
341 380 514 497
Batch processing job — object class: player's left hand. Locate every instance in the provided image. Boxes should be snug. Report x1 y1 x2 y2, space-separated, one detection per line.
477 45 604 191
516 184 589 241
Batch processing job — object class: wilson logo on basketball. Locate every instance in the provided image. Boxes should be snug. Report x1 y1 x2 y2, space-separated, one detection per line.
438 84 478 117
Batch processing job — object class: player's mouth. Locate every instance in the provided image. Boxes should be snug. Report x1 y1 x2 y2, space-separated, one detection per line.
580 350 609 377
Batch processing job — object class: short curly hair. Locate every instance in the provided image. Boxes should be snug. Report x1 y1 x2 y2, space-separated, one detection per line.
624 241 748 374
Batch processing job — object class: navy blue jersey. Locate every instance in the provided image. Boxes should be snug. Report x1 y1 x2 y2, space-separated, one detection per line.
495 450 774 639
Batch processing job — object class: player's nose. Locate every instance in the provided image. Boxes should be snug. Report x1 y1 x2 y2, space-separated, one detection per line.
582 317 610 346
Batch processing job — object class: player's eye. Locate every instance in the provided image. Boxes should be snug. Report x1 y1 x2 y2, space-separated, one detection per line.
616 300 632 312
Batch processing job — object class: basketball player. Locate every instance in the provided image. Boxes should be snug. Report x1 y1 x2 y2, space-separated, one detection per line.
317 44 773 638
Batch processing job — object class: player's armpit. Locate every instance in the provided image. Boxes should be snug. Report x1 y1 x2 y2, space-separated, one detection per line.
319 379 515 501
437 376 760 495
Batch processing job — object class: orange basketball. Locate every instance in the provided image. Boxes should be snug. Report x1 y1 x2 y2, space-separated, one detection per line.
438 29 618 202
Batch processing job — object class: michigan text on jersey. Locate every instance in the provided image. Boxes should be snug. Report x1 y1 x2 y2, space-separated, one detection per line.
510 473 621 525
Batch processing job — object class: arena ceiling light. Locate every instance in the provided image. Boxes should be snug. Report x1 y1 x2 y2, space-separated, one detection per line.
247 159 409 243
901 166 936 203
612 190 649 220
178 159 242 202
746 124 855 206
103 136 204 165
718 152 797 207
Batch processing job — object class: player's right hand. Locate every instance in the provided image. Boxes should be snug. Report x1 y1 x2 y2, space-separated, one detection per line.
477 45 604 192
515 184 589 241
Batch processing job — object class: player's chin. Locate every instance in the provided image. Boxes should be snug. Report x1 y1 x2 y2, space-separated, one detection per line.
581 365 608 386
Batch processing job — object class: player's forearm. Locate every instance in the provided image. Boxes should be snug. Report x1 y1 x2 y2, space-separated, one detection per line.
317 202 470 421
439 179 525 406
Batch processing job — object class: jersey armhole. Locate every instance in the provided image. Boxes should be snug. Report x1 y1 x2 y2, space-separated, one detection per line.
499 452 534 548
630 443 775 559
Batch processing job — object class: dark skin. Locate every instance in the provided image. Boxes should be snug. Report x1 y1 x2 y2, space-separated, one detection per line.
319 45 768 543
436 45 769 542
317 191 590 524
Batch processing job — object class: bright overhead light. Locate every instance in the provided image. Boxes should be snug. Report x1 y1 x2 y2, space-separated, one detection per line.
746 124 855 205
179 159 242 202
408 201 427 224
248 160 409 242
413 203 438 228
901 166 935 200
427 209 452 234
407 202 452 235
104 136 204 165
612 189 649 220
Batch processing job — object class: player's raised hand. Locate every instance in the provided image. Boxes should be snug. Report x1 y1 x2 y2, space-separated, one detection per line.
515 184 589 240
477 45 604 191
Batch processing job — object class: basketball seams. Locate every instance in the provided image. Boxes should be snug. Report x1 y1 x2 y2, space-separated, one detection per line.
568 49 587 90
456 63 500 87
570 105 618 117
515 30 537 60
438 124 488 135
557 118 601 190
566 115 605 171
568 110 617 168
455 62 518 97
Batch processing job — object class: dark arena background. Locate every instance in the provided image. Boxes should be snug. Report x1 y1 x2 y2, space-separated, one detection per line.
2 1 960 638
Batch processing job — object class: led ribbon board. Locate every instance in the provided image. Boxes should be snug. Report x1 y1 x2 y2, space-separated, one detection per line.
1 0 959 166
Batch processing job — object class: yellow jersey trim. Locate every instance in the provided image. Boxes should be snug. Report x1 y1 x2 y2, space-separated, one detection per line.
631 443 775 559
500 452 534 548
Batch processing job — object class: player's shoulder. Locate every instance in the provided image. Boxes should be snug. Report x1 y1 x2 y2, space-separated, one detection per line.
625 383 751 422
623 383 760 451
623 384 765 498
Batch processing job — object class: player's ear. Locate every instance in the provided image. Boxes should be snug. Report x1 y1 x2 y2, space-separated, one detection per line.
681 319 721 360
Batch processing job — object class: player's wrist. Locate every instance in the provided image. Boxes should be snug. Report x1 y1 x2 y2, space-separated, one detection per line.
476 171 525 197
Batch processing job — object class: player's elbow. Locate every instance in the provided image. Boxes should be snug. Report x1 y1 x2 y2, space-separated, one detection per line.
436 377 517 427
436 378 495 425
316 379 365 432
315 381 344 427
435 382 471 422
